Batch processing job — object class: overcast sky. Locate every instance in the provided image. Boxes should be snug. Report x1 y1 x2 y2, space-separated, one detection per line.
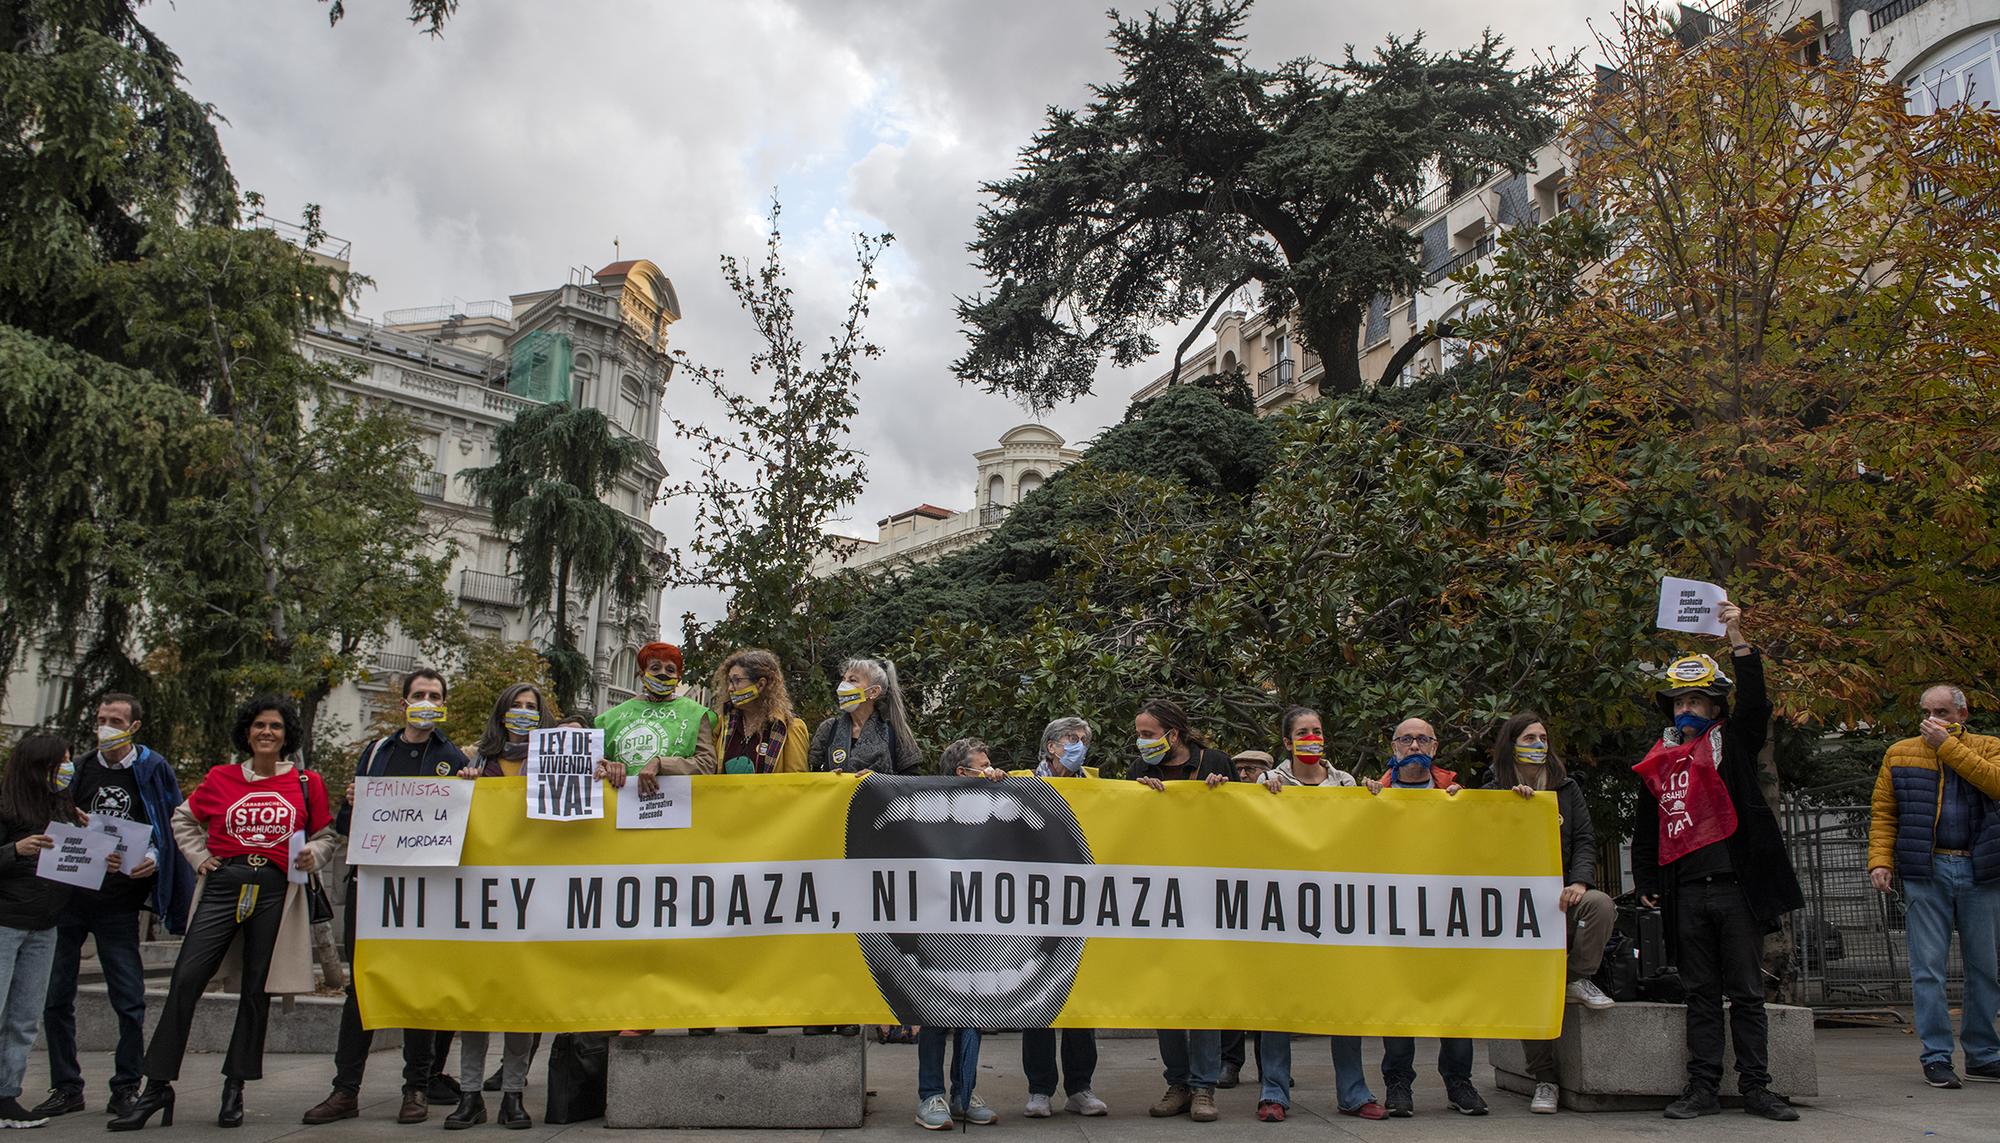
147 0 1602 639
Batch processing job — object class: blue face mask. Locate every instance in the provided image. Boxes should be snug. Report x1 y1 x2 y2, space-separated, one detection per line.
1674 712 1715 737
1390 754 1434 787
1060 741 1087 770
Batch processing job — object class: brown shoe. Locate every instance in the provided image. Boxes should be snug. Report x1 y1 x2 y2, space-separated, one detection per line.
1149 1085 1192 1118
397 1089 429 1124
301 1089 359 1125
1190 1088 1219 1122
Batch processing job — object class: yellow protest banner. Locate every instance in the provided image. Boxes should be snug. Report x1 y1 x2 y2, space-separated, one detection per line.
354 775 1564 1038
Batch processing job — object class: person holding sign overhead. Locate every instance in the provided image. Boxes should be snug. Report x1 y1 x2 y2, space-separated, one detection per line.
302 668 467 1127
0 735 84 1129
807 657 925 775
1631 600 1804 1122
595 643 716 788
112 696 335 1131
710 649 808 774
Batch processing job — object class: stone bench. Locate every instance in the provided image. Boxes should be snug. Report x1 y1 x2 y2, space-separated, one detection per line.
605 1030 866 1129
1489 1000 1817 1111
43 986 389 1055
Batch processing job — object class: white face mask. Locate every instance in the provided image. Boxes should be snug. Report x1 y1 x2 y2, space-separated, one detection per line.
836 682 868 712
96 723 136 752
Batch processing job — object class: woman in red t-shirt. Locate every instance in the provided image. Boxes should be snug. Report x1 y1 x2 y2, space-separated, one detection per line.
111 696 334 1132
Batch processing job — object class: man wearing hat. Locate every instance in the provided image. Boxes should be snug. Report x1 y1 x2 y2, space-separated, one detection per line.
595 643 718 787
1632 601 1803 1122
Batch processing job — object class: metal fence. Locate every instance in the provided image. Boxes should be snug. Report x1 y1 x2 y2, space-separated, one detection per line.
1780 781 1963 1010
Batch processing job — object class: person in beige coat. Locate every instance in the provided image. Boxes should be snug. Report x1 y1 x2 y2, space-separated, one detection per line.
110 697 338 1132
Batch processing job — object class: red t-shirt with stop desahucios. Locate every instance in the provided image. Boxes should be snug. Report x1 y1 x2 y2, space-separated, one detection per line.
184 763 332 870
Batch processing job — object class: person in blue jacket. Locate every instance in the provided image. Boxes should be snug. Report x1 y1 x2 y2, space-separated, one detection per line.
29 693 191 1120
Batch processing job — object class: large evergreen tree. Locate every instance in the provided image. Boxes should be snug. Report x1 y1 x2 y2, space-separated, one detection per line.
954 0 1569 407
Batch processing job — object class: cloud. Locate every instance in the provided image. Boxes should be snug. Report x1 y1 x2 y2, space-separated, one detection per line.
144 0 1605 641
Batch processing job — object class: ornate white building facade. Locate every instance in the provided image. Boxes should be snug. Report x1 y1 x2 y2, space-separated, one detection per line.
811 424 1083 577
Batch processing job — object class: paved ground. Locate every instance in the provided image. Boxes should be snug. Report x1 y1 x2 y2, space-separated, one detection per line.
16 1026 1991 1141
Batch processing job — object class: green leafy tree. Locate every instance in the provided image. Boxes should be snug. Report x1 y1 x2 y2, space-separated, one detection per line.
662 201 889 713
954 0 1569 407
462 403 658 712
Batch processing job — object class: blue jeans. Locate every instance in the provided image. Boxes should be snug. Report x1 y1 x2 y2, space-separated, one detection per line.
1381 1036 1472 1088
917 1027 980 1105
1257 1032 1375 1111
0 926 57 1100
1157 1029 1221 1091
43 904 147 1094
1905 854 2000 1067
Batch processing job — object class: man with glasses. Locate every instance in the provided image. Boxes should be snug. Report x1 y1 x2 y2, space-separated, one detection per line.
1868 684 2000 1089
1363 718 1481 1117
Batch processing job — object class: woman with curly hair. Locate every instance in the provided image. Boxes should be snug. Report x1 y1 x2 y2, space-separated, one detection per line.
710 649 808 774
111 697 334 1131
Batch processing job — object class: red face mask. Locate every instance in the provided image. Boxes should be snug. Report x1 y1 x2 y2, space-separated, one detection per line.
1293 733 1326 760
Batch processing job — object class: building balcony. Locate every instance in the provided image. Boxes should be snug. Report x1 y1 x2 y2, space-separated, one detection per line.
1256 358 1297 400
1422 233 1499 287
979 504 1008 526
414 471 447 500
459 569 524 608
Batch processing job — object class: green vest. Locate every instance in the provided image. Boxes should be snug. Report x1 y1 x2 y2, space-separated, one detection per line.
595 696 715 773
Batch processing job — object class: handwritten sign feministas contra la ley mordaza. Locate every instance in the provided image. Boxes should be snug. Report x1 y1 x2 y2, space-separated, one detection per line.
525 728 606 821
350 776 475 866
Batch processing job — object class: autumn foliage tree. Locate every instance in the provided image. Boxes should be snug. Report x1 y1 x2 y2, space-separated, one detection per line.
1522 4 2000 728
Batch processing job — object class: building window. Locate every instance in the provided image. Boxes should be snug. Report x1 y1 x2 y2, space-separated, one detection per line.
1019 471 1044 500
987 474 1006 507
1906 31 1999 114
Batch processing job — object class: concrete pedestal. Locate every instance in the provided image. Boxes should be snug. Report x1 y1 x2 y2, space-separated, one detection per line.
1490 1001 1818 1111
43 986 386 1055
605 1030 866 1129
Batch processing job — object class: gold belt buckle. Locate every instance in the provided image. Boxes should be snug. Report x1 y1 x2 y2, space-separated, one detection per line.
245 855 269 868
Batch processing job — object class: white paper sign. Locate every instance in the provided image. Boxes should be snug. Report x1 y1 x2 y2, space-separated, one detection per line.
286 831 308 885
36 822 117 889
89 814 154 869
525 728 606 821
616 775 694 830
349 776 475 866
1656 576 1729 636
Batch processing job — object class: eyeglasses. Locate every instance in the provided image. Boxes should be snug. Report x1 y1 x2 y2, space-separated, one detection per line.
1057 732 1087 745
1393 734 1438 748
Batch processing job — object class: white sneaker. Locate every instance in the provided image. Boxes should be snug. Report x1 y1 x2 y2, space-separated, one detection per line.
1531 1082 1559 1114
1064 1090 1109 1116
1567 978 1616 1010
1024 1093 1052 1118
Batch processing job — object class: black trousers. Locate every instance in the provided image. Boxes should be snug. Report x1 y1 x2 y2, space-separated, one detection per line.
1021 1028 1098 1097
144 862 286 1082
1221 1030 1259 1072
1675 877 1771 1092
332 886 435 1094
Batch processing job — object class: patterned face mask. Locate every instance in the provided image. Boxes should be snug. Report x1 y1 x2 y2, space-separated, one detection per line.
641 673 677 697
405 701 447 729
836 682 868 712
730 682 761 707
503 707 540 735
1136 736 1170 765
1293 732 1326 759
96 723 137 752
1516 743 1548 767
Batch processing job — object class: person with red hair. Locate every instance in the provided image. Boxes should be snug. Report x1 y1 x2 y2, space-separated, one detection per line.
595 643 718 791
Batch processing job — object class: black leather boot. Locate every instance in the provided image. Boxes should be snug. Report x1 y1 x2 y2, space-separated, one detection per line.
216 1079 243 1128
496 1092 531 1130
442 1093 485 1131
106 1081 174 1131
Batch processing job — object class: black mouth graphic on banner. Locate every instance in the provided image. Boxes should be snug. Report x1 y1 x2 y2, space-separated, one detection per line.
845 776 1091 1028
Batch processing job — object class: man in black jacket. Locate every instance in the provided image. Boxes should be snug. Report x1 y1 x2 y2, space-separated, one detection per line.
301 669 468 1127
1633 602 1804 1122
